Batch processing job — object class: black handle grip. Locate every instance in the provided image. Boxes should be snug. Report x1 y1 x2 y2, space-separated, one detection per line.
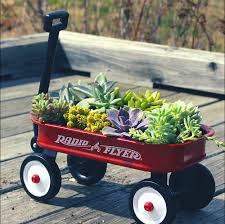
44 10 69 32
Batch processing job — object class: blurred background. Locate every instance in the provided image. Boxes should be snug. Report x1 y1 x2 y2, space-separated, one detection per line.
1 0 224 52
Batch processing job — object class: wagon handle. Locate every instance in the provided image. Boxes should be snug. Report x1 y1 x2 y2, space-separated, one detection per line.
38 10 69 94
43 10 69 33
34 10 69 138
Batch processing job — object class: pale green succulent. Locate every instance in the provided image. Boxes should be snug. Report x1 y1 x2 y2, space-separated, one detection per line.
129 101 203 144
58 83 83 104
73 73 122 112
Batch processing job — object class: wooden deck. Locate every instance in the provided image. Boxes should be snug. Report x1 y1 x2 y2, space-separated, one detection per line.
0 74 224 224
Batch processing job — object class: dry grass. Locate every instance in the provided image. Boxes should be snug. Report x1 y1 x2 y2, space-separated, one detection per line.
0 0 224 52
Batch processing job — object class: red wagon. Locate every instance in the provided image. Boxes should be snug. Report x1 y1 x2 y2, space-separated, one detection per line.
20 11 216 224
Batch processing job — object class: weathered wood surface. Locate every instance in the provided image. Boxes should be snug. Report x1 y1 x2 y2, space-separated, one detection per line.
1 31 224 94
0 33 70 79
0 75 224 224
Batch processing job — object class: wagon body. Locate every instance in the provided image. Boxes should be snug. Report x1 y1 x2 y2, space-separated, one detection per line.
33 118 214 173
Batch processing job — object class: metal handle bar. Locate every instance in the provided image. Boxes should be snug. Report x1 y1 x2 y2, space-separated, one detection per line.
38 10 69 94
34 10 69 137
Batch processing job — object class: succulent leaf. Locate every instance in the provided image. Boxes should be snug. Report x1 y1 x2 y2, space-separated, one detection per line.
122 89 166 111
102 107 148 137
31 93 68 124
64 105 110 132
67 73 122 111
129 100 203 144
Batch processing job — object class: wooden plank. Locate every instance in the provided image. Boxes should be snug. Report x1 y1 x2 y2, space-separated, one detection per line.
2 32 224 94
0 132 33 162
0 176 129 224
0 75 91 102
31 193 224 224
0 33 70 79
200 101 224 125
59 31 224 94
1 113 32 138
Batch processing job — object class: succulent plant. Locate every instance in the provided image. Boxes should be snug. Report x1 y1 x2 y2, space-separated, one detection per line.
122 89 166 111
64 105 110 132
72 73 122 111
31 93 68 124
85 111 110 133
63 105 90 129
58 83 83 104
102 107 148 137
129 101 203 144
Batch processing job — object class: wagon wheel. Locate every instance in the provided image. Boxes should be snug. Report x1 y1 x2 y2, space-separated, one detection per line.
67 155 107 186
169 163 215 210
129 180 176 224
30 137 43 153
20 153 61 202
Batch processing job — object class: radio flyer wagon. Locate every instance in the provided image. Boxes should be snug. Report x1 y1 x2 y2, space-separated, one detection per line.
20 10 216 224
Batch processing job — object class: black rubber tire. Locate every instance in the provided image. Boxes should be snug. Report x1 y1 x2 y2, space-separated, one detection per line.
169 163 215 210
67 155 107 186
129 180 176 224
20 153 61 202
30 137 43 153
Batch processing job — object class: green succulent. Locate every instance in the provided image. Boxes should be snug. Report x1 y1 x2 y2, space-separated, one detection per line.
58 83 83 104
31 93 68 124
72 73 122 112
129 101 203 144
122 89 166 111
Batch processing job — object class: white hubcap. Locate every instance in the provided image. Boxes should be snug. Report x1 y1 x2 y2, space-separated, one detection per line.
133 187 167 224
23 160 51 197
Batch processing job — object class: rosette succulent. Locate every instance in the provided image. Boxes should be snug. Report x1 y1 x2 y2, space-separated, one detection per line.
31 93 68 124
72 73 122 111
122 89 166 111
102 107 148 137
130 101 203 144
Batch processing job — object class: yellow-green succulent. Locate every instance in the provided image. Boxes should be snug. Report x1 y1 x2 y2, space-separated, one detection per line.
63 105 90 129
85 111 110 133
63 105 110 132
122 89 166 111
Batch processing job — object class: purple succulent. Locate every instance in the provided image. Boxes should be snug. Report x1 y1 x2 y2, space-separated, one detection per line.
102 107 148 137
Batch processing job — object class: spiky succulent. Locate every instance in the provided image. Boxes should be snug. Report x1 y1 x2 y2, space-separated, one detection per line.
72 73 122 112
31 93 68 124
129 101 203 144
122 89 166 111
102 107 148 137
58 83 83 104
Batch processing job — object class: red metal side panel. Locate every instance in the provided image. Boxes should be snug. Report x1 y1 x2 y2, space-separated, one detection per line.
33 119 214 173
